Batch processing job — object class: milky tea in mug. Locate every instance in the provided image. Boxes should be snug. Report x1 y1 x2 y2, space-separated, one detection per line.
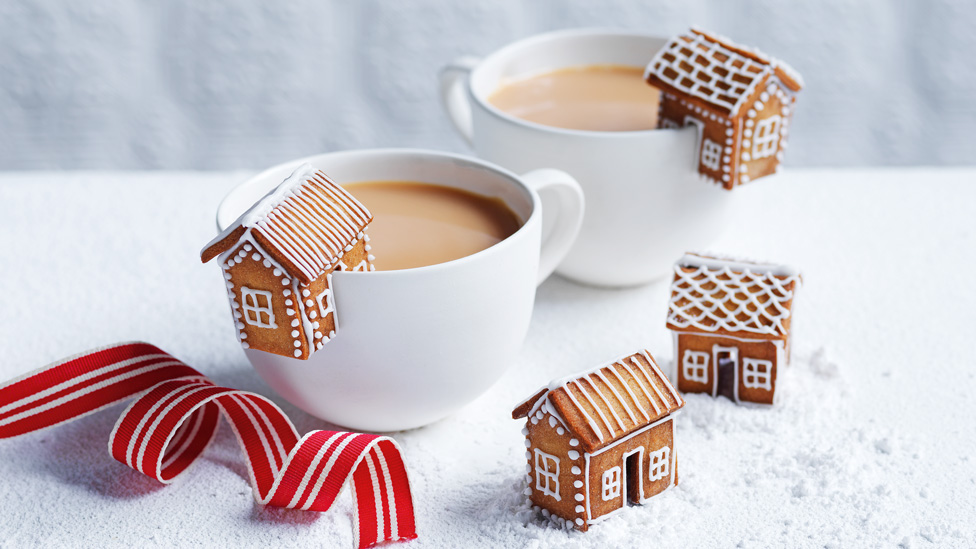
487 64 660 132
344 181 521 270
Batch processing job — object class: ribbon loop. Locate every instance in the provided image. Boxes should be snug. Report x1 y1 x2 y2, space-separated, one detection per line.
0 342 417 548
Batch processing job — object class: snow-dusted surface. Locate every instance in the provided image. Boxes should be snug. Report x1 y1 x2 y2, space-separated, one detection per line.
0 168 973 547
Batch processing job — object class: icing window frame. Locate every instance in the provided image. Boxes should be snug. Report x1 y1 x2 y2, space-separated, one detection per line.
648 446 671 482
601 466 622 501
682 351 710 384
241 287 276 329
752 115 782 159
701 138 722 170
742 358 774 391
316 289 334 318
534 448 561 501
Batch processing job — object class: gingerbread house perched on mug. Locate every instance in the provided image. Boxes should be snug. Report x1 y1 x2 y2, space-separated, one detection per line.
667 253 801 405
201 163 374 360
512 350 684 531
645 27 804 189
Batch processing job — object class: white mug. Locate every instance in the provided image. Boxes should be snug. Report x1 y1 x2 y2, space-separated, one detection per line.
439 28 736 287
214 149 584 431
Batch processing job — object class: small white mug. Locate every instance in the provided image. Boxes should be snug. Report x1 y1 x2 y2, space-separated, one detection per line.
440 28 736 287
215 149 584 431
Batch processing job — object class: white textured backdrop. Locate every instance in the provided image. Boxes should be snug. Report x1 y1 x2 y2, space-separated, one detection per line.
1 0 974 170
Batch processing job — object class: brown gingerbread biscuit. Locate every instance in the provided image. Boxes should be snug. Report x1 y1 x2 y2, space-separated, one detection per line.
512 350 684 531
201 163 374 360
666 252 801 405
645 27 803 189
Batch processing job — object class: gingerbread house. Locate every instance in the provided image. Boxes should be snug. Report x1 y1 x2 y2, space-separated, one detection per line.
645 27 803 189
201 163 374 359
512 350 684 531
667 253 801 405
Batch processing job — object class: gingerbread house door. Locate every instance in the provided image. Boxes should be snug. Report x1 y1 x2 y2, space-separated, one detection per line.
623 448 643 505
683 116 706 171
713 345 739 402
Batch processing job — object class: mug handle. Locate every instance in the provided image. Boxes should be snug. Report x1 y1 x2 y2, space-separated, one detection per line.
521 169 585 285
438 56 480 147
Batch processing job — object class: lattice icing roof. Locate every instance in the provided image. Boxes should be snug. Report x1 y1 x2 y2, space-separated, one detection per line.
513 350 684 453
201 163 372 284
645 27 804 117
667 253 801 339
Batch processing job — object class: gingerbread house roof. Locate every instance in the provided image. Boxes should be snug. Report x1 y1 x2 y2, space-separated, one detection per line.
512 350 684 453
201 163 372 285
667 253 801 340
645 27 803 117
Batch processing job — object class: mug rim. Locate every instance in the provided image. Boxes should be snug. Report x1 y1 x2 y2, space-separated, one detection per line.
469 27 673 139
215 148 540 277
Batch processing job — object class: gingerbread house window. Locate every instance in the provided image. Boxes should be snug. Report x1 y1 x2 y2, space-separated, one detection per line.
742 358 773 390
601 466 622 501
753 115 782 159
316 290 334 318
682 351 709 384
701 139 722 170
241 287 276 329
649 446 671 482
534 449 561 501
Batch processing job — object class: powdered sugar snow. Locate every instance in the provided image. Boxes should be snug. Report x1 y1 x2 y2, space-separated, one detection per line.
0 169 973 547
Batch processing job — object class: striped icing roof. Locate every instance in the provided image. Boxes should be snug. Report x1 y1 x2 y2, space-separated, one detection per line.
514 350 684 453
645 27 803 117
201 163 372 284
667 253 801 339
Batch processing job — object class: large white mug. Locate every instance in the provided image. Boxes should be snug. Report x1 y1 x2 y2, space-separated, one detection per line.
214 149 584 431
439 28 736 287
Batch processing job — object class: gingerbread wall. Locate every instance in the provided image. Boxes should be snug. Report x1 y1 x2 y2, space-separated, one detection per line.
658 93 741 189
675 333 781 405
523 412 587 529
586 417 675 522
738 76 796 183
223 242 303 358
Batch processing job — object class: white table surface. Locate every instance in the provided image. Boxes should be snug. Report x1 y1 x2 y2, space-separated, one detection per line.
0 168 973 548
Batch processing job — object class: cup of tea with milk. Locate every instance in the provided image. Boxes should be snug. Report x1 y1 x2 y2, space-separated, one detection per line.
440 29 736 287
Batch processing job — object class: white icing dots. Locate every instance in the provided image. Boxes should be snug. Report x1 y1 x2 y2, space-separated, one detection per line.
302 289 311 297
291 319 300 327
548 417 557 428
263 260 272 268
521 427 529 436
310 311 318 319
568 450 580 460
725 128 733 136
243 244 253 251
291 330 299 337
273 268 282 276
285 299 293 306
574 494 584 502
252 253 261 261
571 466 581 475
283 289 292 296
575 505 584 513
237 250 246 258
241 342 249 349
575 518 583 526
286 308 295 316
312 321 320 329
281 279 290 286
305 300 314 307
574 480 583 488
569 439 579 447
556 427 565 436
293 341 301 348
293 349 301 357
314 332 322 339
235 322 244 330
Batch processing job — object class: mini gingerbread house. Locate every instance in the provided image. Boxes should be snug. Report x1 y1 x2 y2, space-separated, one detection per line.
645 27 803 189
201 163 374 359
512 350 684 531
667 253 801 405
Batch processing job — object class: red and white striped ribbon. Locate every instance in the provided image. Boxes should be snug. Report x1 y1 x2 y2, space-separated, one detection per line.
0 342 417 548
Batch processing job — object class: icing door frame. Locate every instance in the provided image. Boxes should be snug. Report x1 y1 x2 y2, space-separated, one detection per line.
622 447 644 505
712 344 738 401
